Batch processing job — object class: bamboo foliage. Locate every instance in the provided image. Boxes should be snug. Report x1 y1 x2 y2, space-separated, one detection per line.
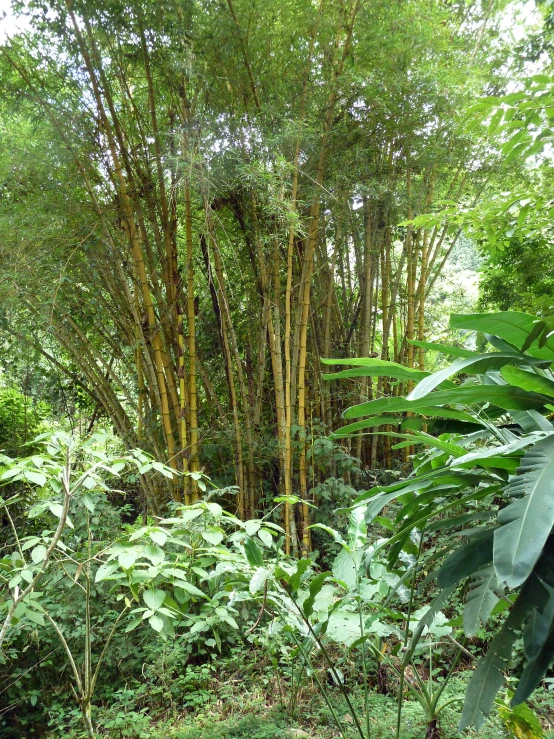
0 0 505 533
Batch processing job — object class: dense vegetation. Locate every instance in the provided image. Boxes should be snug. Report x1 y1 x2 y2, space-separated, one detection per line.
1 0 554 737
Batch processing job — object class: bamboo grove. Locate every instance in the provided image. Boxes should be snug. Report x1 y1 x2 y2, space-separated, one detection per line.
0 0 514 548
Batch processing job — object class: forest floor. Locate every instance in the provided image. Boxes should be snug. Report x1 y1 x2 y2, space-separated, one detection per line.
69 672 507 739
142 683 505 739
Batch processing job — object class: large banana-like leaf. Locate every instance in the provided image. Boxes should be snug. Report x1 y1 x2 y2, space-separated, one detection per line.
501 365 554 399
321 359 429 382
453 433 551 468
512 547 554 705
343 385 550 419
333 407 481 437
437 529 495 588
408 353 551 401
409 339 477 358
450 312 554 360
460 568 551 730
353 468 486 505
494 435 554 588
463 564 501 636
513 628 554 706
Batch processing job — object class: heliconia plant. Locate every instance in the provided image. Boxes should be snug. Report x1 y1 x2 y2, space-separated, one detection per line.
327 310 554 731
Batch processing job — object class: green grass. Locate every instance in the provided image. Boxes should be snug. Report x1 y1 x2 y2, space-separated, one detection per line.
146 675 506 739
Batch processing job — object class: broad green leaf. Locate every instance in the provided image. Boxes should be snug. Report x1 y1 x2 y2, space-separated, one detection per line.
172 581 208 598
202 529 224 546
343 386 549 419
81 493 95 513
513 628 554 706
125 616 143 633
463 565 500 636
333 549 361 591
143 588 166 611
450 312 554 360
31 544 47 564
372 431 466 457
95 561 119 582
322 358 429 382
149 530 168 547
460 571 551 730
302 572 331 619
152 461 173 478
494 435 554 587
245 520 261 536
406 587 456 662
24 471 47 487
25 609 45 627
437 529 495 588
119 549 138 569
408 354 547 401
249 566 270 595
288 558 311 592
501 365 554 399
205 502 223 517
257 528 274 548
454 434 550 468
244 537 264 568
409 340 477 358
347 506 367 549
143 545 165 565
149 614 164 632
333 407 479 437
331 417 403 437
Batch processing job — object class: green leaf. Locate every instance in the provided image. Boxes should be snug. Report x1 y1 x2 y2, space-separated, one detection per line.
172 581 208 598
450 312 554 360
249 567 270 595
464 565 500 637
143 588 166 611
202 529 224 546
118 549 138 569
343 385 549 419
331 417 403 436
322 358 429 382
149 530 168 547
405 586 456 663
245 520 261 536
125 616 143 633
149 614 164 632
95 561 119 582
409 340 477 358
81 493 95 513
501 365 554 399
302 572 331 619
513 628 554 706
523 585 554 663
244 537 264 568
522 322 547 354
143 545 165 565
31 544 47 564
288 558 311 592
24 471 47 487
407 354 546 401
152 461 174 478
454 434 550 468
459 570 550 730
25 608 45 626
494 435 554 588
437 529 495 588
347 506 367 549
333 549 361 591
